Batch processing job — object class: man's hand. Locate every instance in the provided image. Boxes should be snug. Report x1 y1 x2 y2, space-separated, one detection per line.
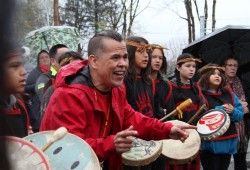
169 125 197 142
114 126 138 153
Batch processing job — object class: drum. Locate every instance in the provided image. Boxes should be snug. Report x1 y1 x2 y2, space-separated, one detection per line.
2 136 51 170
161 120 200 164
197 109 230 140
122 137 163 166
24 131 101 170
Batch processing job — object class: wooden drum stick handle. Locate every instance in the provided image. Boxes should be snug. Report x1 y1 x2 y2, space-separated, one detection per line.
187 104 206 124
160 98 192 122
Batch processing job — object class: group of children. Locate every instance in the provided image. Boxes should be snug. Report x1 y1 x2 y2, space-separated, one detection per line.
0 35 245 170
122 36 244 170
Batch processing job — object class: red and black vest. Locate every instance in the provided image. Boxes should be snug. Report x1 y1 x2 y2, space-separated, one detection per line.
202 88 237 141
170 81 204 124
124 76 155 118
0 99 29 137
154 74 175 119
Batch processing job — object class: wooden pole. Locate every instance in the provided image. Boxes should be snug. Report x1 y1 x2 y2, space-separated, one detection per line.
54 0 59 26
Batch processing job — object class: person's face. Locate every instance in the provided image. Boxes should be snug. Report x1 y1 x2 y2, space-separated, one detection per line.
39 52 50 67
177 61 196 81
224 59 238 78
134 43 149 73
92 38 128 91
4 55 27 94
151 49 163 72
51 47 69 71
209 69 222 89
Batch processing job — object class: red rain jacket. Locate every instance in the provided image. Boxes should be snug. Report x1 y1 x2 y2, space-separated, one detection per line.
40 60 173 170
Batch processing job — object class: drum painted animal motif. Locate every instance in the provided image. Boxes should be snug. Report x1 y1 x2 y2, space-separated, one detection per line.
197 109 230 140
2 136 51 170
162 120 201 164
24 131 101 170
122 137 163 166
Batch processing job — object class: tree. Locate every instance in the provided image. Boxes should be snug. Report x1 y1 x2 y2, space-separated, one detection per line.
211 0 216 32
177 0 217 42
13 0 42 42
121 0 150 38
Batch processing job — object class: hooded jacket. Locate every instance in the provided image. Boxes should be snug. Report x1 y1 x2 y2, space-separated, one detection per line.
40 60 173 170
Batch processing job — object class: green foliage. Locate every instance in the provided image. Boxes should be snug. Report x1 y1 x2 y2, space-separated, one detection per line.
60 0 122 39
13 0 53 43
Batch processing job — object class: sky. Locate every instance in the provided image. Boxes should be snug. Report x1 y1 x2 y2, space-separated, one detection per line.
133 0 250 46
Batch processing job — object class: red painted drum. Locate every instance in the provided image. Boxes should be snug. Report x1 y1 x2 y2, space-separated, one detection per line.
2 136 51 170
197 109 230 140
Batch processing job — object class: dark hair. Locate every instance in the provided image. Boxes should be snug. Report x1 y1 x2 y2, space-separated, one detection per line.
126 36 152 83
49 44 67 59
37 50 49 66
88 30 123 57
58 51 83 67
199 63 228 92
175 53 198 101
151 44 167 74
222 55 240 66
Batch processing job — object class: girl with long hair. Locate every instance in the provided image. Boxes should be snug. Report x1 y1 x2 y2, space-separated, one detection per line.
198 63 244 170
150 44 174 119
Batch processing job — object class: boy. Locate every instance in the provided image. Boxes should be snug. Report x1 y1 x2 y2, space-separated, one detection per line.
0 47 32 137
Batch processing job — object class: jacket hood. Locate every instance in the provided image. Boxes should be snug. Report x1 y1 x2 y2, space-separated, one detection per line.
55 60 89 88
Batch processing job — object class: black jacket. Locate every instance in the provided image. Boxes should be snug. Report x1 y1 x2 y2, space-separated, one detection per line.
25 67 43 130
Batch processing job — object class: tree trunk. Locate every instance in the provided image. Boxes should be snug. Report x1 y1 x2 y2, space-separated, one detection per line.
94 0 99 33
204 0 208 35
192 0 200 21
53 0 59 25
121 0 127 38
184 0 195 43
212 0 216 32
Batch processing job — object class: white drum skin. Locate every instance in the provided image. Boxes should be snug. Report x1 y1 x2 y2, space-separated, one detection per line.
122 137 163 166
161 120 201 164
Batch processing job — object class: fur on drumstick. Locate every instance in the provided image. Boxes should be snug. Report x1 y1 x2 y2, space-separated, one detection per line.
160 98 192 121
41 127 68 152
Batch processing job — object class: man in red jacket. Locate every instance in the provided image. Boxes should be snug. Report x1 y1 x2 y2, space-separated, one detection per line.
40 30 196 170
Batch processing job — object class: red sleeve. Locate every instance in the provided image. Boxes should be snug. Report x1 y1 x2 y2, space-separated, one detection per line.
40 87 116 161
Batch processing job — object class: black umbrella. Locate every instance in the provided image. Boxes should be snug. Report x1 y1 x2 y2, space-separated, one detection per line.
183 25 250 94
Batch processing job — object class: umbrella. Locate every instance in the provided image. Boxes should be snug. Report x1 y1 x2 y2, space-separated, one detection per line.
23 26 83 64
183 25 250 94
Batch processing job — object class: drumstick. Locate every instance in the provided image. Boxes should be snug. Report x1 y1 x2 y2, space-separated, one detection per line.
160 98 192 122
41 127 68 152
187 104 206 124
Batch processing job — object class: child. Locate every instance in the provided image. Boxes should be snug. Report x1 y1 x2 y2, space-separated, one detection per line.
198 63 244 170
124 36 155 118
150 44 174 118
168 53 204 170
0 47 32 137
124 37 164 170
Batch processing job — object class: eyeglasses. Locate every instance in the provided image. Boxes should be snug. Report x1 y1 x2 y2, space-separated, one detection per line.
226 64 238 68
